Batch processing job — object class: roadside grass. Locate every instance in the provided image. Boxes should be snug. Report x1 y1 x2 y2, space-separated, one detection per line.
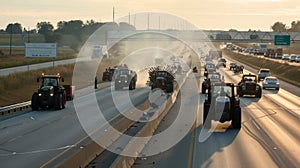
0 34 45 45
0 40 188 107
222 49 300 87
0 56 122 107
0 48 76 69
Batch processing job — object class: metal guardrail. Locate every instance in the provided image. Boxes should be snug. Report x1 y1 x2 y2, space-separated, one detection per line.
0 101 31 116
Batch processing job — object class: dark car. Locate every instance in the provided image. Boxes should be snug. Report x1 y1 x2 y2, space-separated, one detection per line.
237 74 262 98
229 62 237 71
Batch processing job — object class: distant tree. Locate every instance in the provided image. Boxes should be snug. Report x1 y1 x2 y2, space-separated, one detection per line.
289 20 300 32
271 22 287 32
5 23 22 34
37 22 54 35
229 29 238 32
83 20 105 35
56 20 84 40
44 32 62 43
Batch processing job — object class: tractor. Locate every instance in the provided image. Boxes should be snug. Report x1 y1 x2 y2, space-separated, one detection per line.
203 82 241 129
148 67 175 93
31 73 67 110
237 73 262 98
114 67 137 90
201 72 221 94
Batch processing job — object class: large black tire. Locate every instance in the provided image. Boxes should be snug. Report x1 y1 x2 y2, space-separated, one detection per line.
129 81 133 90
203 104 211 129
257 89 262 98
54 94 62 110
31 93 39 111
166 83 173 93
232 107 241 129
201 83 206 94
237 87 243 97
62 93 66 109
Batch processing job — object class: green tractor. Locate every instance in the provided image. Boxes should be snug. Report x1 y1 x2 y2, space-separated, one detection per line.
203 82 241 129
31 73 67 110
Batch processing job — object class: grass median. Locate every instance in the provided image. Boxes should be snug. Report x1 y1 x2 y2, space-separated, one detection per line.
222 48 300 87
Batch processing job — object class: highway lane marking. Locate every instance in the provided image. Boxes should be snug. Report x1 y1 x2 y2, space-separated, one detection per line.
40 112 122 167
41 89 149 167
252 120 261 130
187 122 196 168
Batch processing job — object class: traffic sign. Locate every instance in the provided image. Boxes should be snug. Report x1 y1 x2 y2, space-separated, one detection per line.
274 35 290 46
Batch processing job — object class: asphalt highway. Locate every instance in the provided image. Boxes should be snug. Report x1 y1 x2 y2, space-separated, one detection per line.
0 84 149 167
133 64 300 168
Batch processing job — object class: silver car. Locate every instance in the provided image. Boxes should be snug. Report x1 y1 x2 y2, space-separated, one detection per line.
258 68 271 81
262 76 280 90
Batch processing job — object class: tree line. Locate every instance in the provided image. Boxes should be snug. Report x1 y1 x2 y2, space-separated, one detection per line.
271 20 300 32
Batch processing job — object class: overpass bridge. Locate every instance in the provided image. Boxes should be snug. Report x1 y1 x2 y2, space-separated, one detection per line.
101 30 300 44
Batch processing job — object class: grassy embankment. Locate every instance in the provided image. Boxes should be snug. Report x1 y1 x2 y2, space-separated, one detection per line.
0 57 121 107
222 48 300 87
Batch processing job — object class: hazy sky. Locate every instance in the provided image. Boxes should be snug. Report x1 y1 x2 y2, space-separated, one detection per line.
1 0 299 31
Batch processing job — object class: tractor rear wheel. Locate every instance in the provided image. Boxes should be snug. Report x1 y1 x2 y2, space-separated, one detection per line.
232 107 241 129
166 83 173 93
54 94 62 110
31 93 39 111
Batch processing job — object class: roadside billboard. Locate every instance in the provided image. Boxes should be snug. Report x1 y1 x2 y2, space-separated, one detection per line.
25 43 57 58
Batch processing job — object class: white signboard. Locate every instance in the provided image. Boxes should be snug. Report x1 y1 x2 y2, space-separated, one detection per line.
25 43 57 58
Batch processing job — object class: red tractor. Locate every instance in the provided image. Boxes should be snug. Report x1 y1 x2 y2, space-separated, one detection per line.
148 67 175 93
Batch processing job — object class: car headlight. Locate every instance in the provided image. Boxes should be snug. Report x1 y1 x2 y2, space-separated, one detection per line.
125 80 127 83
50 93 54 96
118 80 121 83
242 85 245 90
38 93 42 96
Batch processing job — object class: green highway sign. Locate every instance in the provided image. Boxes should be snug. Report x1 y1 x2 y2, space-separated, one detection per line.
274 35 290 46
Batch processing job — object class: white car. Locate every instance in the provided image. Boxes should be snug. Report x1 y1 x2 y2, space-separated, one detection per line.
262 76 280 90
289 55 297 62
295 55 300 63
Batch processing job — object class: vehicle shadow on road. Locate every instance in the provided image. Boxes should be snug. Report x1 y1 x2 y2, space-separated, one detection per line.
193 125 240 167
262 89 279 95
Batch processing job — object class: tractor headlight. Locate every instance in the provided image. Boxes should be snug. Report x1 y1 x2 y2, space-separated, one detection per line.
38 93 42 96
50 93 54 96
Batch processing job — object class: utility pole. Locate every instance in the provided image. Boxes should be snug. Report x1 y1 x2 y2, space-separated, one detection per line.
9 25 12 56
128 12 130 25
159 15 160 30
147 13 150 30
113 7 115 23
27 27 30 42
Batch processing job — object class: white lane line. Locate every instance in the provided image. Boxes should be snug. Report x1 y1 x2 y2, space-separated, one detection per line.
252 120 261 130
